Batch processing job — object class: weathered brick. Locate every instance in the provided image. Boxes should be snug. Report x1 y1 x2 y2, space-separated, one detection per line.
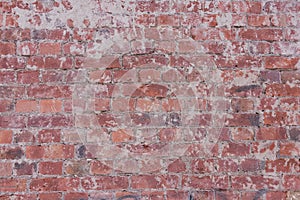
16 100 38 112
257 127 287 140
30 178 79 191
231 175 280 190
37 129 61 143
0 100 13 112
264 57 299 70
0 179 27 192
39 161 63 175
39 43 61 55
222 142 250 157
0 42 15 55
17 70 39 84
131 175 179 189
0 162 12 176
26 144 74 159
14 162 36 175
81 176 129 190
40 100 62 113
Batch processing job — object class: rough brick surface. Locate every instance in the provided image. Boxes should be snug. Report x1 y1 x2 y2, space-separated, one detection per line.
0 0 300 199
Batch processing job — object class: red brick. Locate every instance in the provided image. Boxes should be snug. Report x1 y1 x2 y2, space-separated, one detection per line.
14 130 35 143
279 142 300 156
216 56 262 69
0 57 26 69
168 159 186 173
73 28 95 41
64 160 89 176
225 113 259 126
272 41 300 56
263 111 295 125
0 71 15 83
63 43 84 55
44 56 72 69
81 176 129 190
266 192 287 200
111 129 134 143
17 71 39 84
39 193 62 200
266 159 300 173
265 84 300 97
30 178 79 191
39 43 61 55
140 191 164 200
0 28 30 41
252 141 277 158
0 115 27 128
65 193 88 200
27 56 44 69
0 100 13 112
40 99 62 113
12 194 37 200
182 175 229 190
239 29 283 41
232 1 262 14
131 175 179 189
279 98 299 111
39 161 63 175
215 159 239 172
38 129 61 143
6 14 18 27
26 144 74 159
264 57 299 70
16 100 38 112
123 54 168 68
231 98 254 112
283 175 300 190
263 1 296 13
41 70 64 83
166 190 190 200
231 127 254 141
48 29 70 40
0 179 27 192
285 28 300 41
136 14 156 26
201 1 231 13
157 15 180 26
191 159 214 173
178 40 198 53
249 42 271 54
231 175 280 190
0 130 12 144
27 85 72 98
14 162 36 175
240 159 262 172
202 14 217 27
17 42 38 55
216 191 240 200
0 42 15 55
222 142 250 157
89 70 112 83
281 71 300 83
0 162 12 176
247 15 270 26
257 127 287 140
90 160 112 175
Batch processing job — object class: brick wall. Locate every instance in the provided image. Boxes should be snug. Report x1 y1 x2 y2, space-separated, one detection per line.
0 0 299 199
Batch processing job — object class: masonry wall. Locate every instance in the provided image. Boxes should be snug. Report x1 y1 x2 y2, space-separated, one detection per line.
0 0 299 199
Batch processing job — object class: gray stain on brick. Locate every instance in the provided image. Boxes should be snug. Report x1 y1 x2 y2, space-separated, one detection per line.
290 128 300 141
235 85 260 93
